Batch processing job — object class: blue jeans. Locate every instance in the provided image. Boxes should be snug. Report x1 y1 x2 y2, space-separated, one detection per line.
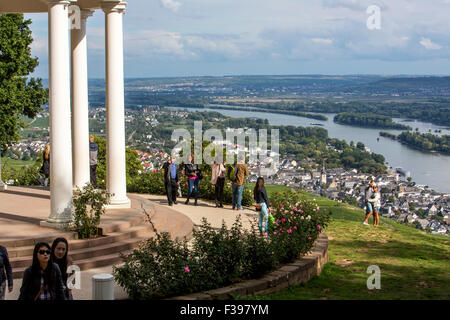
187 178 199 200
258 203 269 232
232 184 244 209
365 201 373 213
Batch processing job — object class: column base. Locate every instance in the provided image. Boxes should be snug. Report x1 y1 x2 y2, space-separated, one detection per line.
40 219 72 230
105 197 131 209
0 182 7 191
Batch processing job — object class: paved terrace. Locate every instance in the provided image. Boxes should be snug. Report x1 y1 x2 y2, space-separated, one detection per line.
1 186 259 300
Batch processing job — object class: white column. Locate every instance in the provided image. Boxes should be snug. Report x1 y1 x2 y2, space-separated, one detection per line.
102 1 130 208
45 0 73 224
71 9 94 189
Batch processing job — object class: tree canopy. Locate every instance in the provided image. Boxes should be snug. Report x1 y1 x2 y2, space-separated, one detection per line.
0 14 48 151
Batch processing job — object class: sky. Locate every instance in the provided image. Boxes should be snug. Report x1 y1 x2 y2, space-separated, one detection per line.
25 0 450 78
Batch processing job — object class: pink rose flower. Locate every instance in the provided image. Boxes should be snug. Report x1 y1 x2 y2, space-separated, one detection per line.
317 225 321 231
281 218 286 222
184 266 190 272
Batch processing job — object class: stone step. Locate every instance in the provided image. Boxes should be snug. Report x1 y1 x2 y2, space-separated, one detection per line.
98 214 145 235
1 231 78 249
12 250 135 280
10 232 155 275
6 225 154 258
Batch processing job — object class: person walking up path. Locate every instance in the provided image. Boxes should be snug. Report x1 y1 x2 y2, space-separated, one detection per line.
254 177 270 234
211 160 226 208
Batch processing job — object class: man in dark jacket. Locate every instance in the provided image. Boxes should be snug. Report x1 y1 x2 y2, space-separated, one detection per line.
162 157 179 206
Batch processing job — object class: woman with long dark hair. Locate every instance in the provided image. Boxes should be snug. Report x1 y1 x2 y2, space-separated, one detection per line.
39 144 50 187
253 177 270 234
18 242 66 300
51 238 73 299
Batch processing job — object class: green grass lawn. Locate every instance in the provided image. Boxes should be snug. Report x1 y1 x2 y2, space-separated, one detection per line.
1 157 36 169
246 185 450 300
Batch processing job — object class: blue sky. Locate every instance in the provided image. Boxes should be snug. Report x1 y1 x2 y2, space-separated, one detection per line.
26 0 450 78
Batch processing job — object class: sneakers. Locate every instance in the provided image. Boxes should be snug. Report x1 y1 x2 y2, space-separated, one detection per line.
363 222 369 225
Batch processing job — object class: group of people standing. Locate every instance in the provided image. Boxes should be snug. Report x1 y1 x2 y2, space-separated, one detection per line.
162 156 271 234
0 238 73 300
363 180 381 227
163 156 250 210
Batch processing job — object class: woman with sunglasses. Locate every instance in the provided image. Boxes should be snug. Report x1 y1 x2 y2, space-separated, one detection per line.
19 242 66 300
51 238 73 300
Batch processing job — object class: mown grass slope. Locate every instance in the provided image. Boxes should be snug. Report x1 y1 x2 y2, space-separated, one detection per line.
247 185 450 300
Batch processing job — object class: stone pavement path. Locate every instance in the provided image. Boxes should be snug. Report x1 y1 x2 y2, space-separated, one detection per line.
143 194 260 231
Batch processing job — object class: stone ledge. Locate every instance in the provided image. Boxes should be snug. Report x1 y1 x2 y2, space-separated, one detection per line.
172 232 328 300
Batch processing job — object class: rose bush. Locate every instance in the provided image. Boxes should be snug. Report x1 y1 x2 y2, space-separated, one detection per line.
113 190 330 299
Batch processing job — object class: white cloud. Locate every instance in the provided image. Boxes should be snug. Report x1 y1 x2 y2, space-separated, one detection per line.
161 0 182 13
420 37 442 50
311 38 333 45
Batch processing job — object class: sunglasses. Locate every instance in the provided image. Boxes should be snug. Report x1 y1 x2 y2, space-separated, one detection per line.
38 250 51 255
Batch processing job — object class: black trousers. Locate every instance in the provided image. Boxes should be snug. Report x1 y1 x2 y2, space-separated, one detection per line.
165 179 178 205
90 165 97 188
215 177 225 205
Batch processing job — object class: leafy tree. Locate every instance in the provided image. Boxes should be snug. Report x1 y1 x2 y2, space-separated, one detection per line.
0 14 48 151
93 135 143 189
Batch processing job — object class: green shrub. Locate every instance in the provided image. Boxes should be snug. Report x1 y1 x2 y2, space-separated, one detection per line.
70 184 111 239
2 162 42 186
113 190 330 299
269 191 331 263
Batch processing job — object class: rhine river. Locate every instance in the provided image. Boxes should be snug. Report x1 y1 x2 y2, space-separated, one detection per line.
169 106 450 194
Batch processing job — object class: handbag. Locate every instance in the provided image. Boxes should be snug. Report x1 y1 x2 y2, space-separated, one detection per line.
255 204 262 211
34 285 44 301
197 168 203 180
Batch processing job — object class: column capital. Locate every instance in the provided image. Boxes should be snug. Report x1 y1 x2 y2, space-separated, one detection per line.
47 0 72 6
101 1 127 14
80 9 95 20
